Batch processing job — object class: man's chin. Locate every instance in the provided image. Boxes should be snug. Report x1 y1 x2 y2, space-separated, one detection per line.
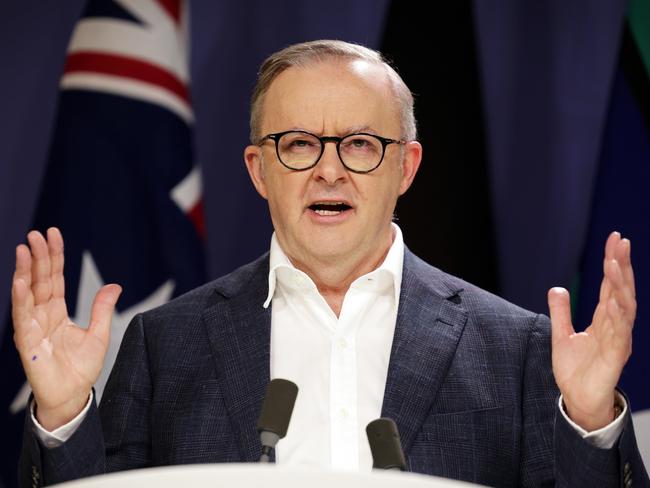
291 238 358 265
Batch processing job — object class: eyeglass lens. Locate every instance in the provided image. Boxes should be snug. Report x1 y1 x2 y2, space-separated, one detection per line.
277 132 383 171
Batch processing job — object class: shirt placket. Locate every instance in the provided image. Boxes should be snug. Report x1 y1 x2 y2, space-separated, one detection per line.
329 287 362 471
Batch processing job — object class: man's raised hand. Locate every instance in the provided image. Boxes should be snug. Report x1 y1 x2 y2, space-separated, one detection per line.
548 231 636 431
11 228 121 431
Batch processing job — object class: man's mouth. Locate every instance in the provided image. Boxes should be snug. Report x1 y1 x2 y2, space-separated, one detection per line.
308 201 352 216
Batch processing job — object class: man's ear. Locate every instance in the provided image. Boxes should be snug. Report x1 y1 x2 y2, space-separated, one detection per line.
398 141 423 196
244 145 268 199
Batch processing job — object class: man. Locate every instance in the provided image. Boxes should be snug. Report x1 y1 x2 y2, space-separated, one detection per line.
12 40 649 487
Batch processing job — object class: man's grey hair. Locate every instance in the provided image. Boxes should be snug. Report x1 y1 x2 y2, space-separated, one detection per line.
249 39 417 144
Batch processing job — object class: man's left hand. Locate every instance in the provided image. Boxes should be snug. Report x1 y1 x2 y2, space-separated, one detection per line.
548 231 636 431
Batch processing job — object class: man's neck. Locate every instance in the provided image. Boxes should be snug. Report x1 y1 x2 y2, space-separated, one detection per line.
286 234 394 317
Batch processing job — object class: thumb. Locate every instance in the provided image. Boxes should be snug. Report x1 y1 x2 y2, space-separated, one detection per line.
88 284 122 344
548 287 574 346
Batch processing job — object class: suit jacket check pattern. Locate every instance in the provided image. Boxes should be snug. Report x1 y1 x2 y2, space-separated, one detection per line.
20 249 649 487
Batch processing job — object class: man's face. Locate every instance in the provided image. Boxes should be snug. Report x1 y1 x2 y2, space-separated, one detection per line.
244 59 421 270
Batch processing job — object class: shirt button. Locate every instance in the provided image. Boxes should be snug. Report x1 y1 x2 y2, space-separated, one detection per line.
340 408 349 419
338 338 347 349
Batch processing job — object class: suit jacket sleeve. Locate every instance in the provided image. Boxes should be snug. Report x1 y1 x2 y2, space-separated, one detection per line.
18 397 105 488
523 314 649 487
18 313 152 487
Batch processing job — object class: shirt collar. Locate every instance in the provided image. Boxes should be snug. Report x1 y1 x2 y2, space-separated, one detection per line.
263 223 404 308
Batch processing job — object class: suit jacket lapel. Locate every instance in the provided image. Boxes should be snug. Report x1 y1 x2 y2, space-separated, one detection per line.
381 250 468 459
201 255 271 462
199 250 467 463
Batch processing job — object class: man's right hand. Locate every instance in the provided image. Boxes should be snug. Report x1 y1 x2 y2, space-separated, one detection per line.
11 228 121 431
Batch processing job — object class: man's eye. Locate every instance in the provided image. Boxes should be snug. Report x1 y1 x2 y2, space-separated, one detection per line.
342 137 378 152
290 139 313 148
349 138 370 148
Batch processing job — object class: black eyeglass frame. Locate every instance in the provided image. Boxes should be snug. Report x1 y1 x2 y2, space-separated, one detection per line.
257 130 406 174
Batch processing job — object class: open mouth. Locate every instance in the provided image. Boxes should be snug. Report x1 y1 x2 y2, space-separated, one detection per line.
308 201 352 216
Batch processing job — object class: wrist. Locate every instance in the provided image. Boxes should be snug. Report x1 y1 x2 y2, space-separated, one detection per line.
563 393 619 432
35 393 91 431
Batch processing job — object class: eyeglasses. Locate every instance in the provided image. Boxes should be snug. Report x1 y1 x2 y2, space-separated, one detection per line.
257 130 406 174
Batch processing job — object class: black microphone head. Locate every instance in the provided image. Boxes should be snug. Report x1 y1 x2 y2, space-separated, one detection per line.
366 418 406 470
256 378 298 438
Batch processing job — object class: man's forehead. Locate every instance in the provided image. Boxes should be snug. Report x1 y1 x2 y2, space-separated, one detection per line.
271 58 390 92
261 59 399 133
347 58 386 78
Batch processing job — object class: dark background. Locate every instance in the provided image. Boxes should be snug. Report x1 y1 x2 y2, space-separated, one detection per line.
0 1 648 486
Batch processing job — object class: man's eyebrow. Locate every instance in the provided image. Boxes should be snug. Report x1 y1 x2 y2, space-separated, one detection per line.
343 125 376 135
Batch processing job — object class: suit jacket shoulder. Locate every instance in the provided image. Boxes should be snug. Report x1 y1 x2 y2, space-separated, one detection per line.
403 248 540 323
141 252 270 326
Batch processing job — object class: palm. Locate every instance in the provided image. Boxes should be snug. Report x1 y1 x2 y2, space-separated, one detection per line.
553 320 626 402
24 304 103 410
548 232 635 430
12 228 121 426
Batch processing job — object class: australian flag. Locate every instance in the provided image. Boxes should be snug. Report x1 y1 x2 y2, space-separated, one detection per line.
0 1 206 486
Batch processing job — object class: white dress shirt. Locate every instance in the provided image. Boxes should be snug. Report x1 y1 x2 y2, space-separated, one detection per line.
264 224 404 471
33 222 626 465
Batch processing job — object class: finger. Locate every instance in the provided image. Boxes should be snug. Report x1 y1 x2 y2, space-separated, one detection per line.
27 231 52 305
598 232 620 303
87 284 122 345
548 287 575 345
606 296 628 330
13 244 33 287
604 231 620 261
606 259 636 324
11 278 42 353
606 259 634 303
615 238 635 298
605 297 633 358
589 300 607 333
47 228 65 299
598 275 611 303
13 245 35 316
11 278 32 330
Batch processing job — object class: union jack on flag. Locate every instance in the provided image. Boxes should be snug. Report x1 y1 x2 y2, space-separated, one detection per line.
0 1 206 486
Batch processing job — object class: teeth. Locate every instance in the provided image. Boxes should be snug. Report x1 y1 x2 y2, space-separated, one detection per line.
315 209 340 216
309 201 351 216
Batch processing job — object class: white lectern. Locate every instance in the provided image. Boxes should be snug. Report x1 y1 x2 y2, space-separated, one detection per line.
52 464 485 487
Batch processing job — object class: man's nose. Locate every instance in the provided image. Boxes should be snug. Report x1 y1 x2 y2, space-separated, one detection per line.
312 141 347 184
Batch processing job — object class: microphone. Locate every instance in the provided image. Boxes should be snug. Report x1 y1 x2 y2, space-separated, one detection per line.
366 418 406 471
256 378 298 462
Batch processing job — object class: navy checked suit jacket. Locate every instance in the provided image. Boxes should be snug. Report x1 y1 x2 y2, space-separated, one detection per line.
21 249 649 487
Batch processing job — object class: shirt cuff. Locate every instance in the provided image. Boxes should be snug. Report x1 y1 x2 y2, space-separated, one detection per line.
558 392 627 449
31 392 94 448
